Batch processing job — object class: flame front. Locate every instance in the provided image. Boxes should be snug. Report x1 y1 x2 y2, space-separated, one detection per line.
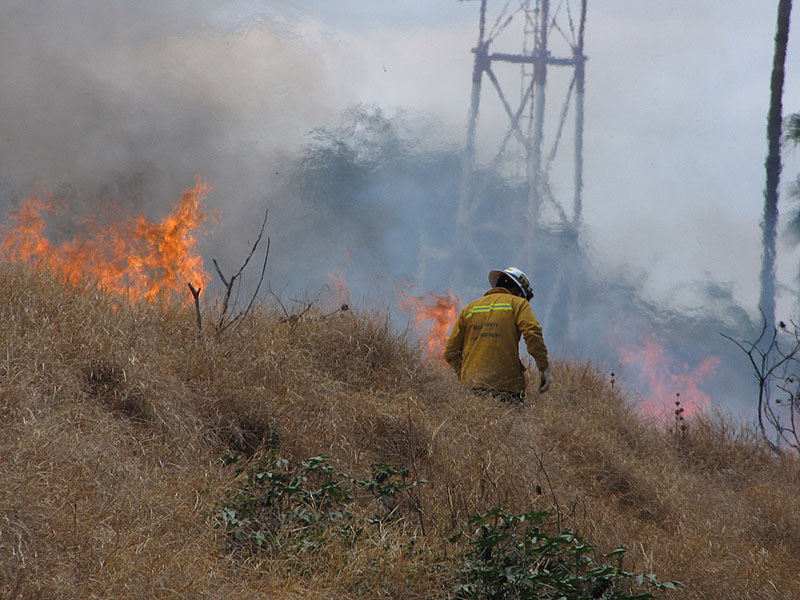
0 178 211 302
327 269 351 306
398 289 461 362
618 338 721 420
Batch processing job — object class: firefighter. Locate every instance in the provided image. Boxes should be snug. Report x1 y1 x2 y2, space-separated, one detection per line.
444 267 551 403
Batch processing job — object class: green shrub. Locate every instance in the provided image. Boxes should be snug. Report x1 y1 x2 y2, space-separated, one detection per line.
216 454 356 554
450 508 680 600
216 453 424 556
216 455 678 598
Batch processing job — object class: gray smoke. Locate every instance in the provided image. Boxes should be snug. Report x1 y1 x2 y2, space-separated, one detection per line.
0 2 770 419
0 1 351 279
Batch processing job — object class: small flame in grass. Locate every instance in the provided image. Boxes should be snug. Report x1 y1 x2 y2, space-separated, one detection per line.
0 177 212 302
398 288 461 362
619 338 721 421
327 269 351 306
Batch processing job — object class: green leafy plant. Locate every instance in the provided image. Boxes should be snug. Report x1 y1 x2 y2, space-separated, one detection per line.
355 462 425 524
450 508 680 600
216 453 425 555
216 454 358 554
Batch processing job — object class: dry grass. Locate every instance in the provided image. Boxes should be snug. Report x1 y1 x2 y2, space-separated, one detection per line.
1 263 798 599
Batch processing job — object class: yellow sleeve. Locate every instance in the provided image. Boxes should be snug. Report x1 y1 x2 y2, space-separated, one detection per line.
517 301 549 371
444 310 466 373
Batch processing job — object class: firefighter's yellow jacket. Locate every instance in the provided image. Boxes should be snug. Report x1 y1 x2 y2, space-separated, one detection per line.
444 288 549 394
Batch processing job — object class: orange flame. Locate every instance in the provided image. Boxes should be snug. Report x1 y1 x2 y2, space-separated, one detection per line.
398 288 461 362
618 338 721 420
0 178 211 302
327 269 351 306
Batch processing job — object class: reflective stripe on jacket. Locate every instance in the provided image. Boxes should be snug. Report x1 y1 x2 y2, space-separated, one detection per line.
444 288 549 394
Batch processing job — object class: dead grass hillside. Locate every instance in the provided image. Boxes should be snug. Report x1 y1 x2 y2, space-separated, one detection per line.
1 263 799 599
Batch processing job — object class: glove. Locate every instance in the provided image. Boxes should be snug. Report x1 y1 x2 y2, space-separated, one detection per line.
539 368 552 393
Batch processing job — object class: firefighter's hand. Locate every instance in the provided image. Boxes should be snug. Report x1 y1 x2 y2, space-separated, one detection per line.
538 368 552 393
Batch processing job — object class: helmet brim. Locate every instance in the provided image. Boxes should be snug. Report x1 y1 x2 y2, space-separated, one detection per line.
488 268 532 300
488 269 506 288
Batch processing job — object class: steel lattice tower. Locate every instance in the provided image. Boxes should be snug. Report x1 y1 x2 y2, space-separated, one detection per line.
456 0 588 342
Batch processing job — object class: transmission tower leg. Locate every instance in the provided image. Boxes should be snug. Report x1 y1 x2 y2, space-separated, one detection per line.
456 0 488 287
523 0 550 265
573 0 587 225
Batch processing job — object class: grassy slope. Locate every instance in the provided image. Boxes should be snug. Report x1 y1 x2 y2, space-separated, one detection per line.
1 264 798 599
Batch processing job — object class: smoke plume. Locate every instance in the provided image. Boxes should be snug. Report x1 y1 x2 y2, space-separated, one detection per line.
0 2 765 418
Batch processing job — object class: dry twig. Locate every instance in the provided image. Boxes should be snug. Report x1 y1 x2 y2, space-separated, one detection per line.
187 283 202 331
211 208 270 333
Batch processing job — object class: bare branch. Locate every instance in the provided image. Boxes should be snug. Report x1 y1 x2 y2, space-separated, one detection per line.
267 285 331 331
320 303 350 320
724 313 800 454
230 237 270 333
212 258 231 288
187 283 202 332
212 258 235 330
268 282 291 321
527 444 562 532
234 208 269 280
211 207 271 334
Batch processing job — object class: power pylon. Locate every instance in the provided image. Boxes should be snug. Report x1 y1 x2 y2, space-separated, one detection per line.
456 0 588 342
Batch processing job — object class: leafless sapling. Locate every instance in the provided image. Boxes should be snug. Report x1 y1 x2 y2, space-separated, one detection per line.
722 314 800 453
186 207 270 334
267 282 348 331
187 282 202 331
212 208 271 333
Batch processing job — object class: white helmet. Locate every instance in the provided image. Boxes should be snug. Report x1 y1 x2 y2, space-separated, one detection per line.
488 266 534 301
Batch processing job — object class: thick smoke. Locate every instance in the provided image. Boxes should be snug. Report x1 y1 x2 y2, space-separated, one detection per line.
0 1 352 278
0 2 765 418
281 107 760 417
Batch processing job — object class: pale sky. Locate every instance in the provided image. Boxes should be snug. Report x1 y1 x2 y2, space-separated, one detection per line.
2 0 800 318
253 0 800 317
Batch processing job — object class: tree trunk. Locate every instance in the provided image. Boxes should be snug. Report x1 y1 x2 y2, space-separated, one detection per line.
759 0 793 327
